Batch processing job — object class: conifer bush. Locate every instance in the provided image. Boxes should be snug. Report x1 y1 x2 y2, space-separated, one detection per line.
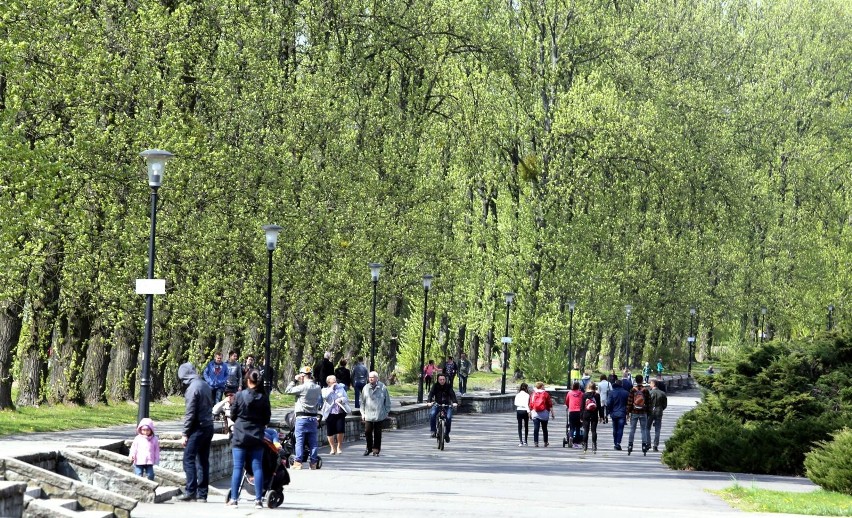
805 428 852 495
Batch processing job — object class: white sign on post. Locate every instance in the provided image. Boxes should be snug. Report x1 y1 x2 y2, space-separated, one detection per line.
136 279 166 295
501 336 512 344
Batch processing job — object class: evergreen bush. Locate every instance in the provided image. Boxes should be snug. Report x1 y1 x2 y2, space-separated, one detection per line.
805 428 852 495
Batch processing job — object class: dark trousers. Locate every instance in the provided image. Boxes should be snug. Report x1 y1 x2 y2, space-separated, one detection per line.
458 375 468 394
611 415 626 448
354 381 366 408
533 417 549 445
183 425 214 498
568 411 582 444
365 420 383 452
582 414 598 449
516 410 529 443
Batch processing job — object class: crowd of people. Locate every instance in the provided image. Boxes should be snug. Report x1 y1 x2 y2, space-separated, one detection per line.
129 349 671 507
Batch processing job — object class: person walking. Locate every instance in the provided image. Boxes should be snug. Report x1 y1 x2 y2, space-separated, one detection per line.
529 382 554 447
240 355 256 390
642 361 651 383
607 379 629 450
621 369 634 391
443 356 457 388
457 353 472 395
514 383 531 446
321 375 352 455
581 382 601 452
176 362 214 503
423 360 437 394
648 378 668 452
335 359 352 391
361 371 392 456
352 357 369 409
227 369 271 509
129 417 160 481
565 382 584 448
656 358 665 376
225 350 243 391
597 375 612 424
627 374 652 456
285 366 322 469
202 353 228 403
318 352 334 388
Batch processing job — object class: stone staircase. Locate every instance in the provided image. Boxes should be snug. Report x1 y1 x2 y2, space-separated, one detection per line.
23 486 112 518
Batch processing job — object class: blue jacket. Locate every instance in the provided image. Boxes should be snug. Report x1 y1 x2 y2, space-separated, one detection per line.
203 360 229 390
607 386 629 418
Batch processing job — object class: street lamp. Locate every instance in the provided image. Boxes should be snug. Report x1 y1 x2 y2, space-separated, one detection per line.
828 304 834 331
624 304 633 369
687 307 696 379
417 274 433 403
137 149 173 423
501 292 515 394
760 306 767 344
368 263 382 371
262 224 282 394
566 300 576 389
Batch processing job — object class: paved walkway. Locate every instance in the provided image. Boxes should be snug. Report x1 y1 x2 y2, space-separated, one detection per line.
1 388 819 517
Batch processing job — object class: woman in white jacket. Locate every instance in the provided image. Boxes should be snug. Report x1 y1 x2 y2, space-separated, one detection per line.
513 383 531 446
321 375 352 455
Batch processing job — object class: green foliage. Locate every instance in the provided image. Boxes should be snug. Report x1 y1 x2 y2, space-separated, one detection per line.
664 333 852 475
806 428 852 495
713 485 852 516
518 340 568 384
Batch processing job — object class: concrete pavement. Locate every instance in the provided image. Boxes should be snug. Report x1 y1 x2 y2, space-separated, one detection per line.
112 389 816 517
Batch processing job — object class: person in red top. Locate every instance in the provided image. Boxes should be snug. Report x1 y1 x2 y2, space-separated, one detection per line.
564 382 584 448
529 382 554 447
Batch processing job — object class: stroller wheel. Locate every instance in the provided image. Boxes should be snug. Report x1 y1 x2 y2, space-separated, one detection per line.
267 490 284 508
562 438 567 448
288 454 296 467
315 457 323 469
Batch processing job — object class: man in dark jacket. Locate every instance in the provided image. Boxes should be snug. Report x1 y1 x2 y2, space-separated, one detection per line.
427 374 458 442
177 362 214 502
607 379 629 451
627 374 652 456
648 378 668 452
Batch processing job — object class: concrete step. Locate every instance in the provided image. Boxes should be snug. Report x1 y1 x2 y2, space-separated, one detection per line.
24 497 112 518
25 486 44 498
154 486 181 503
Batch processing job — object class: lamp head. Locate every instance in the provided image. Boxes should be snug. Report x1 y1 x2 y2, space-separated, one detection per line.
422 274 433 290
828 304 834 312
504 292 515 305
690 307 696 315
262 224 283 251
568 300 576 311
625 304 633 316
139 149 174 187
369 263 383 281
761 306 767 315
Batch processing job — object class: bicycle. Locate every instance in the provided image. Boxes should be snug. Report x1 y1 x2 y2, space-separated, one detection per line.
434 404 452 450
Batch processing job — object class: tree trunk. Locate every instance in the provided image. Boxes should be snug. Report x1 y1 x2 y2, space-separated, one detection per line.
455 323 466 359
17 246 62 407
0 297 24 409
483 327 494 373
81 318 109 404
604 332 617 372
470 332 480 373
48 305 91 404
106 319 138 401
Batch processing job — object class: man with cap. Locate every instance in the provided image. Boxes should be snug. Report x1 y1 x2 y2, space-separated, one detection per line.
285 366 322 469
176 362 214 502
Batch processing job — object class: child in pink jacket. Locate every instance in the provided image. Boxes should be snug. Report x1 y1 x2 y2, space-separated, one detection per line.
129 417 160 480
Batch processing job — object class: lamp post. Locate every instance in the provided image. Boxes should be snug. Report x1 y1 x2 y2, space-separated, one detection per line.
760 306 767 344
687 307 696 379
262 224 282 394
417 274 433 403
827 304 834 331
137 149 173 423
501 292 514 394
624 304 633 369
368 263 382 372
566 300 576 388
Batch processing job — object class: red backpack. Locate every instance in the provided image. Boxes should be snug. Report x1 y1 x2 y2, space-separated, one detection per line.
585 395 597 412
530 391 549 411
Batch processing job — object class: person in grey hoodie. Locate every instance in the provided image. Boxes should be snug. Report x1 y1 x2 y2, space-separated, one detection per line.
177 362 214 502
360 371 392 456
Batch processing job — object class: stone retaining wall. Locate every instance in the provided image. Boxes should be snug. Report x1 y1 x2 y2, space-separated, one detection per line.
0 481 25 518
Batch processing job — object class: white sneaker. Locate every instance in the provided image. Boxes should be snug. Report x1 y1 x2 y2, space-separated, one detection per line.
518 442 524 447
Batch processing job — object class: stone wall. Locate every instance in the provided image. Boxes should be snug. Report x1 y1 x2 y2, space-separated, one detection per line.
58 449 158 503
0 481 25 518
153 434 232 483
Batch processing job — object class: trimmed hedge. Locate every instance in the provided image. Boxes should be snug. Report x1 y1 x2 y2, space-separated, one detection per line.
805 428 852 495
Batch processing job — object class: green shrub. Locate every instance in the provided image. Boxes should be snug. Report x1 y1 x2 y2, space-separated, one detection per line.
805 428 852 495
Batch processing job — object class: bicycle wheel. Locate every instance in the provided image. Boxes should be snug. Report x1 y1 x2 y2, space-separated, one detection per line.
437 419 445 450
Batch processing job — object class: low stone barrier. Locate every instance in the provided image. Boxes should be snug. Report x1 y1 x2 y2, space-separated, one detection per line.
0 455 137 518
0 481 25 518
153 434 232 486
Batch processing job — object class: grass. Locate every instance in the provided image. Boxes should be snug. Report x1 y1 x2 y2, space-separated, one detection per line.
712 484 852 516
0 371 506 437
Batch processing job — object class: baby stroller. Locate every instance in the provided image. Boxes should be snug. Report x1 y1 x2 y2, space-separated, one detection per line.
228 428 290 508
282 411 323 469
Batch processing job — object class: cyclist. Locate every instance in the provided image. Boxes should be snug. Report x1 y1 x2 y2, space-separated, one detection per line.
427 374 458 442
